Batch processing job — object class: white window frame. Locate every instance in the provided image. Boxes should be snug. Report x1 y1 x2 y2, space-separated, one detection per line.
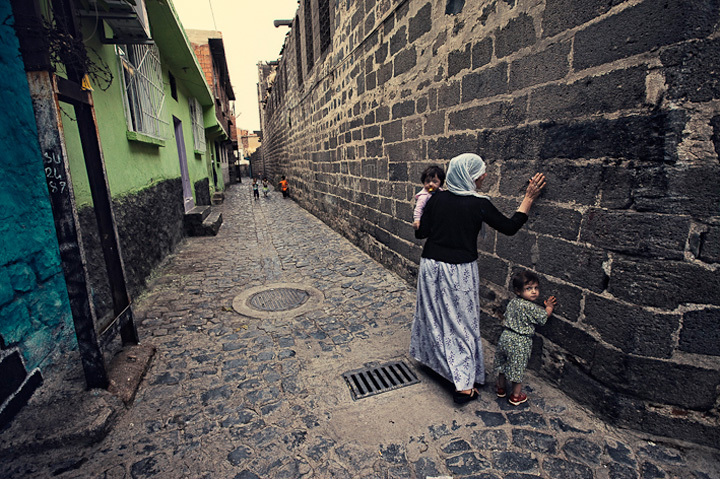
189 97 206 152
117 43 168 140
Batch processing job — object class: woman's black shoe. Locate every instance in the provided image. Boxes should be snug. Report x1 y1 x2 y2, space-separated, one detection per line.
453 389 479 405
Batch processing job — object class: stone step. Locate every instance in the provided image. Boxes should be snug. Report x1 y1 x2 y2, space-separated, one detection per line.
211 192 225 205
201 210 223 236
184 206 222 237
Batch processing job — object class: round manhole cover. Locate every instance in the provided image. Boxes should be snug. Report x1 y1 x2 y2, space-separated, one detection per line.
232 282 324 319
248 288 309 311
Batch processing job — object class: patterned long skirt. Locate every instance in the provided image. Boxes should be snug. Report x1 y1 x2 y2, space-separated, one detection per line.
410 258 485 391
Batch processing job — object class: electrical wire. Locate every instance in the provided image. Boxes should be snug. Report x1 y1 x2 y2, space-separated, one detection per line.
208 0 218 31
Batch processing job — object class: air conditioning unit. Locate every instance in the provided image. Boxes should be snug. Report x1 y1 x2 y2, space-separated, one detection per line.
81 0 152 44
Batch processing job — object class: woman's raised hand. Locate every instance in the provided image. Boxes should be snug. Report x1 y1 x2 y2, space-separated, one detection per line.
525 173 546 200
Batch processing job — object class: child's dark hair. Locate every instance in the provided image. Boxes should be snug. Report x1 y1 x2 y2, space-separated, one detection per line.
420 165 446 186
512 271 540 294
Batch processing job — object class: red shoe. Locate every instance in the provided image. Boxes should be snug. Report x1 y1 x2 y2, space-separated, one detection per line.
508 392 527 406
496 386 506 398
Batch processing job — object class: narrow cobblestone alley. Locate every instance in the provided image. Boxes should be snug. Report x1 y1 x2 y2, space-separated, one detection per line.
4 183 719 478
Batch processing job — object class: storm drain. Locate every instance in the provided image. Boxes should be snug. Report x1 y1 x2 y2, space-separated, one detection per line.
343 361 420 400
248 288 309 311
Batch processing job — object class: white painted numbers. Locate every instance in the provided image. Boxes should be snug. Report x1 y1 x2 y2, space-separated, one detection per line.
43 150 67 194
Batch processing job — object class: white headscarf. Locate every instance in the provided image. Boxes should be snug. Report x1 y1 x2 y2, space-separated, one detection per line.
445 153 489 199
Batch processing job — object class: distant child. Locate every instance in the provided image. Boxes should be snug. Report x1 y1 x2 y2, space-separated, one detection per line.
252 177 260 200
494 271 557 406
262 177 269 197
413 165 446 230
279 175 289 198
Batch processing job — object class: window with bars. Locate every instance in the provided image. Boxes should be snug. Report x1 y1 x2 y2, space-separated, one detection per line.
117 44 168 140
304 0 314 72
189 97 206 152
318 0 331 53
294 16 303 85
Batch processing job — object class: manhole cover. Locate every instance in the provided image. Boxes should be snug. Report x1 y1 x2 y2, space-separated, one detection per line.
343 361 420 400
232 282 324 319
248 288 309 311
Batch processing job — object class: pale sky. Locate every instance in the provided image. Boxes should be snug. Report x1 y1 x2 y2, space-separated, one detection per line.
171 0 299 132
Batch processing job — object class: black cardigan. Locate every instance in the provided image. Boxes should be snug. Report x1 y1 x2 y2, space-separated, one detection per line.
415 191 528 264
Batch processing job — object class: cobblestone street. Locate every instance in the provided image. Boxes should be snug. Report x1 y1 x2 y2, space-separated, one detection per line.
5 183 719 478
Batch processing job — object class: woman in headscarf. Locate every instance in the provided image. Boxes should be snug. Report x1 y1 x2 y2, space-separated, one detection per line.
410 153 546 404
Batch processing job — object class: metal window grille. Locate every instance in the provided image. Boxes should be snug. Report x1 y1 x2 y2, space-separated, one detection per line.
304 0 314 71
118 44 168 139
318 0 331 53
189 97 205 152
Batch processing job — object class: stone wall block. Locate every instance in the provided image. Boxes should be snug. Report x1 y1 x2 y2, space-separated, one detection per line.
363 125 380 139
608 258 720 309
591 345 720 410
423 111 445 136
537 316 597 362
392 100 415 119
461 63 508 102
408 2 432 43
7 263 37 293
536 237 608 293
450 97 527 131
393 47 417 77
525 203 582 242
389 161 409 182
377 62 393 85
495 13 536 59
541 0 616 38
476 252 509 289
0 269 14 307
573 0 720 71
538 113 675 162
556 361 645 425
579 209 690 260
437 81 460 108
387 139 426 163
390 25 407 55
472 38 493 70
0 300 31 344
366 139 383 158
698 225 720 264
499 160 602 206
662 38 720 102
375 42 389 64
496 230 536 269
428 133 478 160
477 126 542 160
528 67 647 122
509 41 571 91
679 308 720 356
633 165 720 218
538 276 583 322
448 44 471 78
382 120 404 143
584 294 678 358
376 105 390 122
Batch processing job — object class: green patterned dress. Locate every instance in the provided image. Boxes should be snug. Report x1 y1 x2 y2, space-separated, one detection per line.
493 297 548 383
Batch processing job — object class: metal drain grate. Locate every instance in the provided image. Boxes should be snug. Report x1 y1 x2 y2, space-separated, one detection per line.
343 361 420 400
248 288 309 311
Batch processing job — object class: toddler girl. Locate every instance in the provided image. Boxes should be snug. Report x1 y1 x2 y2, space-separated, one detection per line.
413 165 446 230
494 271 557 405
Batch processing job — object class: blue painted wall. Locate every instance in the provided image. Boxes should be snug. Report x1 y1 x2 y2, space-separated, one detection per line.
0 2 75 370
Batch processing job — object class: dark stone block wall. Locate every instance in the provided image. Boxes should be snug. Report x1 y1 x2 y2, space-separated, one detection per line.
77 178 185 325
260 0 720 446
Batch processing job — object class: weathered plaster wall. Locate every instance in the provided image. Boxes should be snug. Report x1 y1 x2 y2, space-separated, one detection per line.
0 3 75 371
260 0 720 446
